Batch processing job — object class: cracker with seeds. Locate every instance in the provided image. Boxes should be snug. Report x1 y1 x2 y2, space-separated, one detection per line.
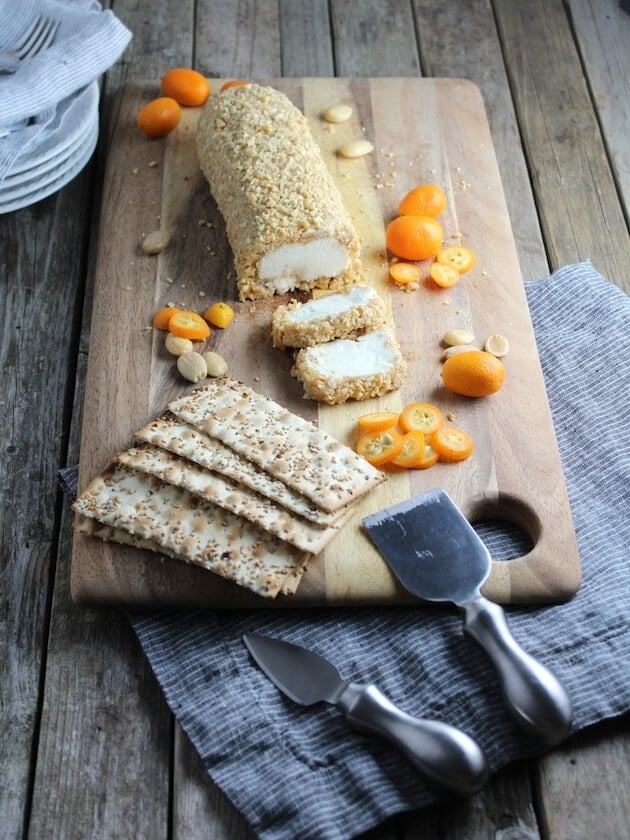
168 378 385 512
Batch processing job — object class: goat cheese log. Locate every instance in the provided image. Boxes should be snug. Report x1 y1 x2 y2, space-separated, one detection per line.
196 84 365 300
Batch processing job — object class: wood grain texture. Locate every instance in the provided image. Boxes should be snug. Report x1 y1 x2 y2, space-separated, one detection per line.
412 0 548 282
567 0 630 220
494 0 630 288
70 77 579 609
279 0 334 76
25 2 196 837
0 171 95 840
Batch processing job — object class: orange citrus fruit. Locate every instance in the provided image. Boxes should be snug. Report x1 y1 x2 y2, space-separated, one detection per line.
398 184 447 218
137 97 181 137
161 68 211 106
442 350 506 397
386 215 443 261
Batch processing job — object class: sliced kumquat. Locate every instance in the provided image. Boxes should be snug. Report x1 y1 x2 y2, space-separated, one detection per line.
437 245 476 274
357 412 400 433
356 428 404 467
390 430 427 468
204 302 235 329
168 310 212 341
432 425 474 462
429 262 461 288
389 262 421 285
416 443 439 470
153 306 182 330
399 402 444 438
220 79 250 92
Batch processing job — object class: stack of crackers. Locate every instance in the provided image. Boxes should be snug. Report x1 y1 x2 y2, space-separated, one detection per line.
72 378 385 599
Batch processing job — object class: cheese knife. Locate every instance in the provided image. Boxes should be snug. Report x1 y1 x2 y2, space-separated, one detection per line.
242 632 489 795
363 488 572 745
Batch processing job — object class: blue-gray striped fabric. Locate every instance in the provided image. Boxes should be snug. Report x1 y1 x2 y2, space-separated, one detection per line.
61 262 630 840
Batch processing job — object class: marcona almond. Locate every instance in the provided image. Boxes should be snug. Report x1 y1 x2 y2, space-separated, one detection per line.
202 350 228 377
142 229 170 254
338 140 374 159
443 344 477 359
443 328 475 347
485 333 510 357
165 333 193 356
323 103 352 123
177 351 207 382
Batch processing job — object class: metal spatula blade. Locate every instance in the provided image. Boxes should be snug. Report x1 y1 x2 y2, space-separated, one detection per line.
363 488 491 605
363 489 572 745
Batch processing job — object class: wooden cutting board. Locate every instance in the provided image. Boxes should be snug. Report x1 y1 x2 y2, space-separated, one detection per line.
71 78 580 608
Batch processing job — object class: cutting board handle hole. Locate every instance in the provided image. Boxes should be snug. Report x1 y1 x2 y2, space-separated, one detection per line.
468 495 538 562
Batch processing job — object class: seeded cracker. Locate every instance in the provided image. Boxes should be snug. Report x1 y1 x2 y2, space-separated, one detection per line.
114 444 352 554
72 465 306 599
134 414 350 526
196 84 365 300
168 378 385 512
74 514 308 597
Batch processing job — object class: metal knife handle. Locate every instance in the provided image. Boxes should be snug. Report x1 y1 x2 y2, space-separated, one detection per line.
336 683 488 795
462 597 572 744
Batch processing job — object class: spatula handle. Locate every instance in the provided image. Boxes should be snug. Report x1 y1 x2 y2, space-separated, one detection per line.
337 683 488 795
462 597 572 744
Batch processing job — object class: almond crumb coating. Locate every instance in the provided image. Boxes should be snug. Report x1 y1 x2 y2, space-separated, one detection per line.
196 84 365 300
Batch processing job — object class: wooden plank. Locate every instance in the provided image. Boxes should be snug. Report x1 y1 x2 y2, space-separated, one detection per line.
194 0 281 78
70 77 579 609
535 717 630 838
567 0 630 219
25 1 196 837
493 0 630 289
412 0 548 281
278 0 334 76
330 0 421 76
0 170 96 840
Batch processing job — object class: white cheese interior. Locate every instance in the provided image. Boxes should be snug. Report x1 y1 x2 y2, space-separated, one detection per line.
287 286 377 323
258 237 350 292
302 330 398 378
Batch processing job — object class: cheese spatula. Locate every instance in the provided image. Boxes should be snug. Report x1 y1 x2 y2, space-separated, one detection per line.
363 488 572 745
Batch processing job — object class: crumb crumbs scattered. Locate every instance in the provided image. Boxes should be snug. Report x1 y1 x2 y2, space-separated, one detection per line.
180 283 186 288
447 412 456 421
167 301 175 308
460 180 471 190
452 230 463 238
481 270 489 277
148 161 158 168
198 219 207 226
387 152 394 158
143 325 154 332
376 183 384 190
253 376 260 382
199 291 206 297
455 166 461 172
132 168 139 175
122 286 132 290
165 277 173 284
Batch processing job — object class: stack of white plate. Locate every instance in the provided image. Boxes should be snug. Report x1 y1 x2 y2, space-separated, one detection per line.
0 80 99 214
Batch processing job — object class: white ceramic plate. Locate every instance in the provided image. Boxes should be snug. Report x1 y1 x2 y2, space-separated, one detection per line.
0 119 98 213
1 109 97 189
6 81 99 175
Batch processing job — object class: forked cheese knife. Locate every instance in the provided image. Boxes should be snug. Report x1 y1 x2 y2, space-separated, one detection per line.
363 488 572 745
242 633 489 796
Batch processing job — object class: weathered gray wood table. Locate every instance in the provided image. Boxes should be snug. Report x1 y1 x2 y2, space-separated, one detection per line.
2 1 629 837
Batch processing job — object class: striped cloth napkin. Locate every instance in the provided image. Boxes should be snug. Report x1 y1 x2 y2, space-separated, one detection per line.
60 262 630 840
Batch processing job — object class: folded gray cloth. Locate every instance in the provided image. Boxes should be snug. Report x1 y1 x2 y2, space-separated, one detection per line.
60 262 630 840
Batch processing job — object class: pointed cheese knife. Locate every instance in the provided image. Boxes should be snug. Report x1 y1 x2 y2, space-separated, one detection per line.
242 632 489 795
363 488 572 745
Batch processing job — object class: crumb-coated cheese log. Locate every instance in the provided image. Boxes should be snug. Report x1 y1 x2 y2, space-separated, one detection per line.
292 329 407 405
196 84 365 300
272 286 386 349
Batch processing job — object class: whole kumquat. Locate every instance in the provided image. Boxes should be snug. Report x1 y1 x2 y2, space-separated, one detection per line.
203 302 235 329
442 350 506 397
386 215 443 261
161 68 211 106
137 97 181 137
398 184 447 218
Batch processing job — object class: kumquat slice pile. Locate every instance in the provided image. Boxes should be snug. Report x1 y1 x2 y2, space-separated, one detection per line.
354 403 472 470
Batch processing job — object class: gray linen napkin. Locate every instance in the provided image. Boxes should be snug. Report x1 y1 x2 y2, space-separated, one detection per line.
60 261 630 840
